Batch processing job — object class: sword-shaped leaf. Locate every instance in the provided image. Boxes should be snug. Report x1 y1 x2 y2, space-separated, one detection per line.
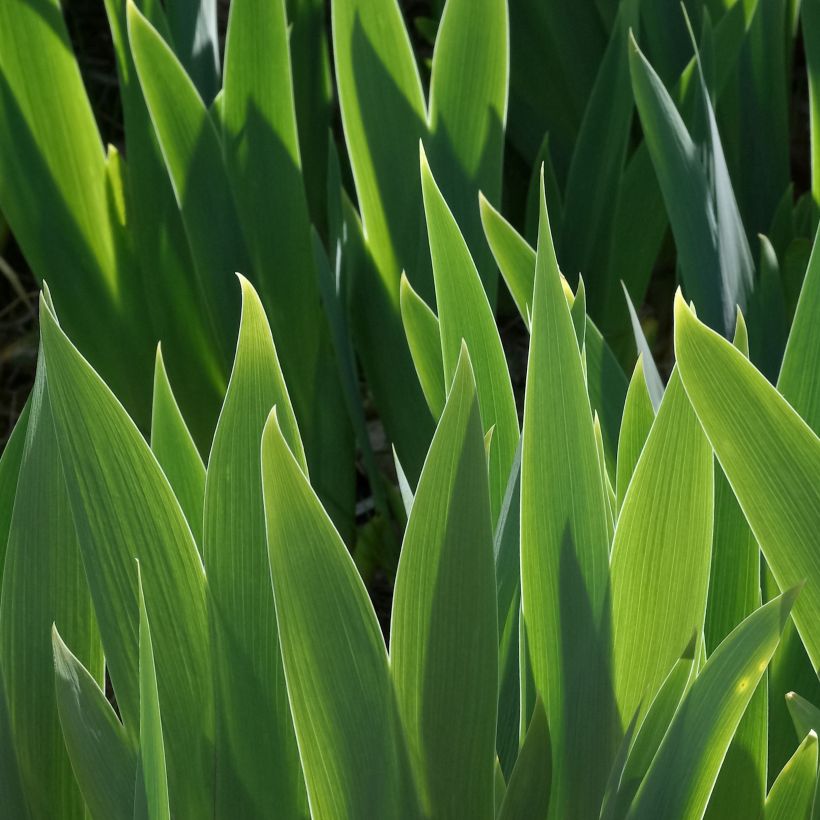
391 347 497 819
40 298 213 819
521 173 616 818
628 589 799 819
611 367 713 726
150 346 205 548
52 628 135 820
674 293 820 668
261 411 420 818
421 149 518 523
764 731 818 820
0 351 102 820
204 276 306 816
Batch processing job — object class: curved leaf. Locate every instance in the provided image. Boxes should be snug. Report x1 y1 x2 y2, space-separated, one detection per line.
674 293 820 668
261 411 420 818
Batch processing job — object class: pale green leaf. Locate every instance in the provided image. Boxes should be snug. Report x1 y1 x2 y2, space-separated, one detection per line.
221 0 353 532
779 224 820 432
674 293 820 668
611 368 713 726
764 732 818 820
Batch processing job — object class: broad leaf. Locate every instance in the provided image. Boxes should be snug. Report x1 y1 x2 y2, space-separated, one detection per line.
611 368 713 726
674 293 820 668
261 411 420 817
0 352 101 820
40 298 213 818
764 731 818 820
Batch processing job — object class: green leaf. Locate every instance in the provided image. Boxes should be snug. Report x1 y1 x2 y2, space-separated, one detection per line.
128 0 245 366
421 149 518 523
560 0 638 320
52 628 135 820
134 565 170 820
494 447 522 777
0 350 102 820
150 346 205 548
764 732 818 820
261 411 420 818
779 225 820 432
221 0 353 533
747 235 788 382
163 0 219 102
399 272 445 420
702 315 766 820
787 692 820 740
570 277 587 352
497 699 551 820
104 0 224 449
427 0 508 300
40 298 213 818
0 0 153 418
392 446 415 518
621 284 663 411
521 174 616 818
289 0 333 234
611 368 713 726
0 399 29 581
390 346 497 819
629 34 754 337
628 589 799 819
479 193 536 325
203 276 306 817
478 193 627 478
615 356 655 511
674 293 820 669
311 232 380 538
612 639 698 818
804 0 820 211
331 0 426 298
342 186 433 484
